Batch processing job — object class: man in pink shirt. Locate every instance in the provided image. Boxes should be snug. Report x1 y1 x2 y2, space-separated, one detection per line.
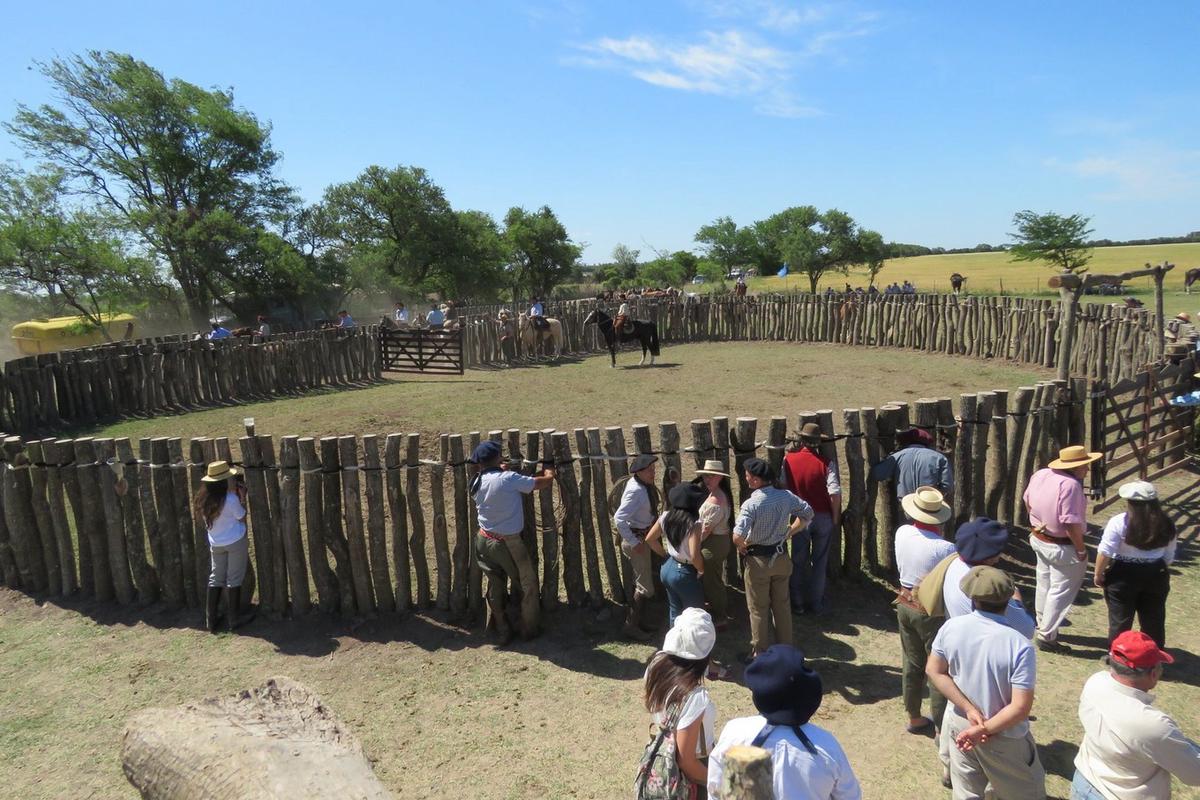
1022 445 1102 652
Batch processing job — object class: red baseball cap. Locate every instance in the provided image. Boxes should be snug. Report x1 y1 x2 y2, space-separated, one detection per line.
1110 631 1174 669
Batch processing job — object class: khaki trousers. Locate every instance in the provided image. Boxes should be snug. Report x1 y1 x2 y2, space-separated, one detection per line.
743 553 793 655
701 533 731 618
944 710 1046 800
476 534 540 636
621 539 656 599
896 603 946 723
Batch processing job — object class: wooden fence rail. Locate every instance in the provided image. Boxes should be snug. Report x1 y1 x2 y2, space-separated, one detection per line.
4 356 1191 616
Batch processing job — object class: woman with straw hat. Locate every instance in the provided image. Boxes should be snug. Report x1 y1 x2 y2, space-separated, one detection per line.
695 459 733 628
193 461 251 633
1023 445 1103 652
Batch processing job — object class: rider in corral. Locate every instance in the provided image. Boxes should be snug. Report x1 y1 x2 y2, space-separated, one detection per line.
614 300 634 335
529 296 548 331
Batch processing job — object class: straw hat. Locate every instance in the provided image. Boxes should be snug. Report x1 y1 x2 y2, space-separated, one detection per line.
1175 311 1192 323
201 460 241 483
901 486 952 525
695 459 730 478
798 422 823 444
1048 445 1102 470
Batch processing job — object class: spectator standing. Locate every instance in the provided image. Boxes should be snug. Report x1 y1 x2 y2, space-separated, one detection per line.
942 517 1035 637
871 427 953 500
1072 631 1200 799
646 483 709 626
781 423 842 614
695 461 733 627
193 461 252 633
1094 481 1178 647
256 315 271 336
639 608 718 797
469 441 553 643
927 566 1046 800
1023 445 1102 651
893 486 955 736
614 454 661 641
731 458 813 664
707 645 862 800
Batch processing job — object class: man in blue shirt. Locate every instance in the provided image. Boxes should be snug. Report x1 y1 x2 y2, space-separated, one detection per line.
871 427 953 500
206 322 232 340
529 296 548 331
471 440 555 643
425 303 445 329
393 302 409 326
336 310 355 329
927 566 1046 800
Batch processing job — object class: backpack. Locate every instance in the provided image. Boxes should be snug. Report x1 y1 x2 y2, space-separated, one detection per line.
913 554 959 619
633 707 700 800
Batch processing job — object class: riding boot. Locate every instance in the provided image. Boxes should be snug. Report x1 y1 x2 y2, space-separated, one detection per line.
205 586 222 634
622 593 652 641
225 587 255 632
637 594 660 633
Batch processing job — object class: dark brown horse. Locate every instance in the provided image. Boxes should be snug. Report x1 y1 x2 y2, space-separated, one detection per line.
584 308 660 367
1185 267 1200 294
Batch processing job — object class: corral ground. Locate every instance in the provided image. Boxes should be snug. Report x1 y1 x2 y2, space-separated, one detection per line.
3 341 1198 799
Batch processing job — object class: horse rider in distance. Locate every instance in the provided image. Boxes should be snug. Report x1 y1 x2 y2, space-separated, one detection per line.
614 300 635 335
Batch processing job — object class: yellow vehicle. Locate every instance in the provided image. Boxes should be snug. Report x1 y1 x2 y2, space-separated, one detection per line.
10 313 137 356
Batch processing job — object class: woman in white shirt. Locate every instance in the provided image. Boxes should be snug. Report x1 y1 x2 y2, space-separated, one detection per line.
639 608 718 796
1094 481 1177 647
646 483 709 627
193 461 251 633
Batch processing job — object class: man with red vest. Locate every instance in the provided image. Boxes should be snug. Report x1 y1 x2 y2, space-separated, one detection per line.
781 423 842 614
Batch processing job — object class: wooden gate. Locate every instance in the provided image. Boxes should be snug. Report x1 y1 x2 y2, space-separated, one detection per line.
377 328 464 375
1093 354 1196 509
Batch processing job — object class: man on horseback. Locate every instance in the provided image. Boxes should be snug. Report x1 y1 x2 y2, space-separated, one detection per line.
614 300 635 335
529 296 549 331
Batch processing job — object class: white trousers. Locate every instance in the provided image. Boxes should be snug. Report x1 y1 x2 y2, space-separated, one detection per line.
1029 535 1086 642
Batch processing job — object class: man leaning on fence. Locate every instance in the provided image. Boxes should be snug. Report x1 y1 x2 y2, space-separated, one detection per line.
469 440 554 644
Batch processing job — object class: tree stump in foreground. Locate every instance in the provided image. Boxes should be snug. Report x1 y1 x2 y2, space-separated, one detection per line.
720 744 774 799
121 676 391 799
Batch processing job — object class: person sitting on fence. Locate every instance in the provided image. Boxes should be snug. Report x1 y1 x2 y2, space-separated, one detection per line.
206 321 232 340
707 644 862 800
425 303 444 329
470 440 554 643
336 310 356 329
529 296 549 331
870 427 952 500
256 315 271 337
614 454 661 641
194 461 253 634
393 302 409 326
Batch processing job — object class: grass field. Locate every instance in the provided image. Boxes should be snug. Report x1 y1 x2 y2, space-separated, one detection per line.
715 242 1200 320
4 340 1198 799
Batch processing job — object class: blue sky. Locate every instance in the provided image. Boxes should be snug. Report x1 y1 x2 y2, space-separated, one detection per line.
2 1 1197 262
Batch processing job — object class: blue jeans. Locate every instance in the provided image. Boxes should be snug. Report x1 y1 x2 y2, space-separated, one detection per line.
660 559 705 627
791 513 833 612
1070 769 1107 799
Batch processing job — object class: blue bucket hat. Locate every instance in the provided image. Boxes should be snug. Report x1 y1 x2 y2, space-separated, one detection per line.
744 645 823 726
469 440 503 464
954 517 1009 564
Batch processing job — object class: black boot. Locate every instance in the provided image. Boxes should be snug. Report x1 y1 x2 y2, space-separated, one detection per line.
205 586 222 634
227 586 255 631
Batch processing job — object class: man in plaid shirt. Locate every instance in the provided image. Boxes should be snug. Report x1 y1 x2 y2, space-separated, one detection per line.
733 458 814 663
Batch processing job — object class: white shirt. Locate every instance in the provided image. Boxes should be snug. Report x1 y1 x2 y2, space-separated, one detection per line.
708 716 862 800
394 308 408 322
207 491 246 547
656 512 698 564
474 470 537 536
614 478 656 546
1099 512 1177 564
1076 670 1200 799
893 524 956 589
943 557 1036 639
649 685 716 756
530 302 544 317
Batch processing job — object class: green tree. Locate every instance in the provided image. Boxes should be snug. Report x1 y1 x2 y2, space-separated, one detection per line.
858 229 886 288
0 165 169 336
611 243 640 281
1008 210 1094 274
638 251 695 287
503 206 582 298
7 51 295 327
755 206 867 293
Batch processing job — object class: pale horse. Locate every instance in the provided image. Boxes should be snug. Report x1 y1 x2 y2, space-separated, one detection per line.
517 312 563 360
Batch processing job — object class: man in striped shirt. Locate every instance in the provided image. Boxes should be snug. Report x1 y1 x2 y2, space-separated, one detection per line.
733 458 814 663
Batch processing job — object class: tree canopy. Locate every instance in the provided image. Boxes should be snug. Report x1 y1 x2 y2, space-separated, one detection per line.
753 206 879 293
503 206 582 299
1008 210 1094 274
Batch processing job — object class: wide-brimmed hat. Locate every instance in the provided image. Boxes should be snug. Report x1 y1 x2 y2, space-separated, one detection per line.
1048 445 1103 470
960 565 1014 605
1109 630 1174 670
630 454 658 474
668 483 708 515
1176 311 1192 323
955 517 1009 564
661 608 716 660
201 461 241 483
901 486 952 525
1118 481 1157 502
798 423 823 444
695 459 730 478
744 645 823 726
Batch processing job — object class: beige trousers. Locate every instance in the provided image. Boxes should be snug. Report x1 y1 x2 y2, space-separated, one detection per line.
743 553 793 655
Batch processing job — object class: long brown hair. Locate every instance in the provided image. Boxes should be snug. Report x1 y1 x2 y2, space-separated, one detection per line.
644 651 709 715
193 479 230 529
1123 499 1176 550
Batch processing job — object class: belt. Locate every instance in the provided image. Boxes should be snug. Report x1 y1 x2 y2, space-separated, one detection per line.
1031 527 1070 545
631 527 651 540
1113 555 1165 565
746 541 787 558
478 528 510 542
894 587 926 613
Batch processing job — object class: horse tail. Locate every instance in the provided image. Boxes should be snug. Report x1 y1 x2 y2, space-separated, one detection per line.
649 323 660 356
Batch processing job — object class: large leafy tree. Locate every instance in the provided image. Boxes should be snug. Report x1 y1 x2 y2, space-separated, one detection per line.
0 165 170 336
755 206 869 293
858 229 887 288
695 216 761 274
1008 210 1094 274
503 206 581 299
6 51 296 326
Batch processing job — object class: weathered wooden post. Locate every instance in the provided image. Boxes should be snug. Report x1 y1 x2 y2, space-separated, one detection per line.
319 436 357 615
26 440 63 596
588 426 625 604
94 438 135 604
362 435 395 614
573 428 605 607
298 437 338 613
384 433 411 612
429 435 451 612
44 439 79 595
114 438 158 603
278 436 312 616
537 428 560 611
240 435 276 615
447 434 471 616
338 435 376 615
78 437 115 601
841 409 866 575
3 438 48 593
552 431 587 607
404 433 431 608
256 435 288 614
719 745 774 800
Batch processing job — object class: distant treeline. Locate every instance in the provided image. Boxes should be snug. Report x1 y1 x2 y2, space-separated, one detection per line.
886 231 1200 259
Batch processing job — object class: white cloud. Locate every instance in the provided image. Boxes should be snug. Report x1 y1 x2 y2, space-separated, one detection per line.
1045 145 1200 199
689 0 830 32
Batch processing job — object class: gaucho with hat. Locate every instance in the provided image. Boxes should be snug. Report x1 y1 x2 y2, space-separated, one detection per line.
780 422 843 616
870 423 953 500
614 453 661 640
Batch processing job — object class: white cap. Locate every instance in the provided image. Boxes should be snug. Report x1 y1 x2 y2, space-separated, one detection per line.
661 608 716 660
1118 481 1157 502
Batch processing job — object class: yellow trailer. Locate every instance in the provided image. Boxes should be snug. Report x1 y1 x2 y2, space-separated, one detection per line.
10 313 137 355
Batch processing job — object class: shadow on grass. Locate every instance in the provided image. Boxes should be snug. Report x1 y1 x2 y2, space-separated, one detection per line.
1038 738 1079 786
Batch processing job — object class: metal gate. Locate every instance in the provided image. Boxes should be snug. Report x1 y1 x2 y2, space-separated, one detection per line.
377 328 464 375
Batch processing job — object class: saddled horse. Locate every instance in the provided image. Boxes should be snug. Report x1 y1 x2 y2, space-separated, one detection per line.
1185 267 1200 294
584 308 660 367
517 312 562 359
